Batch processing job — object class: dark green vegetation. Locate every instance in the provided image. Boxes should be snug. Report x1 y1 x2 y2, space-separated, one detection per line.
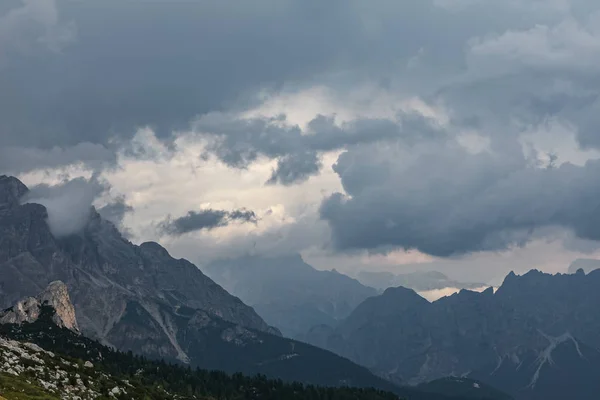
111 299 400 390
0 306 399 400
0 306 512 400
0 373 60 400
417 378 513 400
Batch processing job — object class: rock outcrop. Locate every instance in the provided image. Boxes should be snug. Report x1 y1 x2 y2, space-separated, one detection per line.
0 281 79 332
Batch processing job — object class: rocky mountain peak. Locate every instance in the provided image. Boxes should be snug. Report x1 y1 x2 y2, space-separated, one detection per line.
0 175 28 210
139 241 172 258
381 285 427 302
569 258 600 274
0 281 79 332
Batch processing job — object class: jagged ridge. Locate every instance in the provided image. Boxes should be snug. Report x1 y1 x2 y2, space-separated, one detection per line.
309 268 600 399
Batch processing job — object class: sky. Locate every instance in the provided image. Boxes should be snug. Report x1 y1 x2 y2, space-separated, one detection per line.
4 0 600 284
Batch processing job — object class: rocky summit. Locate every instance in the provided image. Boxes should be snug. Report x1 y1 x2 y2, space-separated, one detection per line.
0 281 79 332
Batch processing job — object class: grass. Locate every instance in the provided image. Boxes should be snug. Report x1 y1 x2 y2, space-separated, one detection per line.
0 373 60 400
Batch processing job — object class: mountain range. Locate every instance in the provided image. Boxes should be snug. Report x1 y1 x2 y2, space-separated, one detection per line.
0 281 512 400
0 175 514 399
355 270 487 293
0 175 393 389
204 255 378 338
0 290 403 400
567 258 600 274
306 267 600 399
4 173 599 400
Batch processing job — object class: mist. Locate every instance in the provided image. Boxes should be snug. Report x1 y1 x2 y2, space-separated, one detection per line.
23 177 106 238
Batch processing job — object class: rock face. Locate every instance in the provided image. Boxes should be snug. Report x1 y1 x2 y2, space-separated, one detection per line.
469 332 600 400
0 175 276 366
0 281 79 332
204 255 378 338
0 280 403 391
0 302 507 400
311 269 600 399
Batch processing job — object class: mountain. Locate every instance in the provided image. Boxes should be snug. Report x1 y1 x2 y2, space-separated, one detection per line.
417 377 513 400
204 255 378 338
309 269 600 399
0 285 510 400
469 332 600 400
567 258 600 274
356 270 486 293
0 175 396 388
0 175 275 353
0 280 78 332
0 303 401 400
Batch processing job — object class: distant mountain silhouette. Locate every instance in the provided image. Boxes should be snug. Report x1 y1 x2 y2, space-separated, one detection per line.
308 268 600 399
567 258 600 274
356 270 487 292
204 254 377 338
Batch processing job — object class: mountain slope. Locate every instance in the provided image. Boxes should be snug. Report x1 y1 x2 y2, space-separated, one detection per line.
312 269 600 399
0 306 402 400
417 377 513 400
0 176 274 346
204 255 377 338
0 286 511 400
470 332 600 400
0 175 410 389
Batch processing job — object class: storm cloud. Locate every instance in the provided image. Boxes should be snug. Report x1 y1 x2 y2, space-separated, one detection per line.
0 143 115 175
97 195 134 237
320 137 600 257
196 111 443 184
159 209 258 236
1 0 569 171
5 0 600 263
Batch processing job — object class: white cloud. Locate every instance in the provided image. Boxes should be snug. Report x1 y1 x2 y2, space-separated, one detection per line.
417 286 492 302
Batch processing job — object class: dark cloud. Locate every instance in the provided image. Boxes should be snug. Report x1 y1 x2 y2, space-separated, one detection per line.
197 111 443 184
266 151 322 186
159 209 258 236
0 0 538 171
97 196 134 239
0 143 115 175
320 138 600 257
97 194 133 224
3 0 599 175
0 0 368 149
5 0 600 262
